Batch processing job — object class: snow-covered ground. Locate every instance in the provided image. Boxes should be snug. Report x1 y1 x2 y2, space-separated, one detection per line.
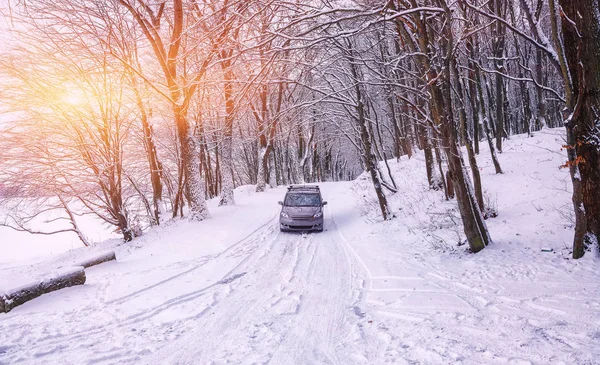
1 128 599 364
334 128 600 364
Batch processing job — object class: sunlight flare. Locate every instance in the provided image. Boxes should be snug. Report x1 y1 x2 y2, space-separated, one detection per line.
60 88 86 107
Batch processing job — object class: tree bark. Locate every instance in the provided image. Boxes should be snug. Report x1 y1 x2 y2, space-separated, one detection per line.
475 64 503 174
451 57 485 211
133 83 163 225
219 66 235 205
491 0 506 153
431 0 492 252
175 109 209 220
559 0 600 258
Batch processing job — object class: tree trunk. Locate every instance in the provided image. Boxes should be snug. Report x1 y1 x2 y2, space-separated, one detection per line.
430 1 492 252
466 49 481 155
347 44 391 220
451 57 485 211
134 85 163 225
535 49 547 130
256 145 268 192
510 14 534 137
219 67 235 205
389 94 403 159
475 64 503 174
559 0 600 258
492 0 506 153
268 146 277 187
446 170 454 199
296 124 314 184
440 93 491 252
175 109 209 220
433 139 448 198
419 123 437 189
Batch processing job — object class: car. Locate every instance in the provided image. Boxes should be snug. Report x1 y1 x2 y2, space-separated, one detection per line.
278 185 327 232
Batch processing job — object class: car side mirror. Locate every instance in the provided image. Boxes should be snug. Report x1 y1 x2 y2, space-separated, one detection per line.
322 201 328 206
278 201 283 206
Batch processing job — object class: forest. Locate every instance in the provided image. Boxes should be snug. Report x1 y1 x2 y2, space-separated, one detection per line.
0 0 598 259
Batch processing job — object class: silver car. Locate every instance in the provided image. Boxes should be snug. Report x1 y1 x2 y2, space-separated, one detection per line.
278 186 327 232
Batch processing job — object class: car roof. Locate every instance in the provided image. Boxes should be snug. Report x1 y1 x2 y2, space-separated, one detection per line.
286 185 320 194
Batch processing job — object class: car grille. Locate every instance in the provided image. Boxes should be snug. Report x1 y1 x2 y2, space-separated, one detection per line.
291 216 312 221
289 225 316 230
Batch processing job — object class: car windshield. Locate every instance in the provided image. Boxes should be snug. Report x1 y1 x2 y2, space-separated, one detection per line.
284 193 321 207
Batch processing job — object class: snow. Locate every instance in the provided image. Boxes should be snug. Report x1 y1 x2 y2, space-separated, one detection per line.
40 266 85 283
1 130 599 364
334 128 600 363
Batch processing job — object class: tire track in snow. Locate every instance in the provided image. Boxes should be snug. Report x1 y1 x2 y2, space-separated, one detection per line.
330 219 600 365
327 216 402 365
157 231 306 364
107 213 278 305
0 215 280 365
150 209 364 365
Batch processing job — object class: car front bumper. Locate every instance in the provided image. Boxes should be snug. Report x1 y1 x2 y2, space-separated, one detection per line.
279 215 323 231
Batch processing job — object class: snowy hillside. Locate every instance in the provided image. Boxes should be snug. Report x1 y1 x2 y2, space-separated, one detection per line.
0 128 598 364
338 128 600 364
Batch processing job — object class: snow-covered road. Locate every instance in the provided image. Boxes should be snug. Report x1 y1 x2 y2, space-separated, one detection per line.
155 216 362 364
0 186 376 364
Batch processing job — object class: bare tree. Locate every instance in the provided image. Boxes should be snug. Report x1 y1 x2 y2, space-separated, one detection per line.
116 0 216 220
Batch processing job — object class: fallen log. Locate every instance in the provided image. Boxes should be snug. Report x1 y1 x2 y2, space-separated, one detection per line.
0 267 86 313
75 251 116 269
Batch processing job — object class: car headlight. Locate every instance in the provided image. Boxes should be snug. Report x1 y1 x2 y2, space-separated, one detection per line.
281 211 289 218
313 211 322 218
